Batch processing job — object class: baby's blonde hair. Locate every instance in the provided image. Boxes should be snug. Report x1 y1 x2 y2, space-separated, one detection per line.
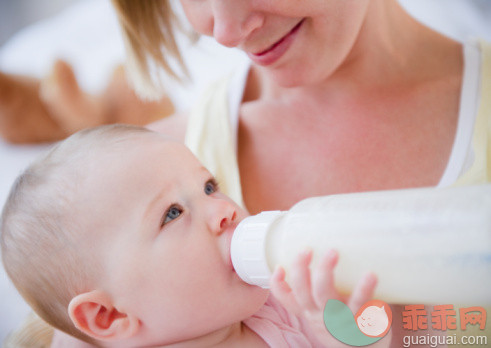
111 0 192 100
1 125 154 345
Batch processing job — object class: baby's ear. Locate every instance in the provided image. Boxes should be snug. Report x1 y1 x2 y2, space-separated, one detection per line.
68 290 140 342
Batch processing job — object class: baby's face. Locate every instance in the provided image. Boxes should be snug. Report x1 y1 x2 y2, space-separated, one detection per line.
78 134 268 346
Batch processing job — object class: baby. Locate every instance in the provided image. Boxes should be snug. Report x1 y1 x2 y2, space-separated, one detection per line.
1 125 379 347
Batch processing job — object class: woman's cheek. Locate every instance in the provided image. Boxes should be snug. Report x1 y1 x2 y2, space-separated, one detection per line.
180 1 214 36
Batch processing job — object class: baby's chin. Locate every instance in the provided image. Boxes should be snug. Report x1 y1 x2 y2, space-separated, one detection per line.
244 285 270 314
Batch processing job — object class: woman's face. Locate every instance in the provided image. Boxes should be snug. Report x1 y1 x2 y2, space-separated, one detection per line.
180 0 371 87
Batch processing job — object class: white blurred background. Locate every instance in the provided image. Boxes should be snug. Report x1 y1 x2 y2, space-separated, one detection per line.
1 0 491 343
0 0 79 46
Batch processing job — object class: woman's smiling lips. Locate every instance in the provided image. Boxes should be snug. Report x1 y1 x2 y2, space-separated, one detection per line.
247 19 305 66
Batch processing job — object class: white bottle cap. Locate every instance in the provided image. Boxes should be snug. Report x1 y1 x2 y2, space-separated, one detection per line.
231 211 284 288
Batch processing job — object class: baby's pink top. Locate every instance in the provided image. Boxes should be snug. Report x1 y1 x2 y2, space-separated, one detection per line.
244 295 322 347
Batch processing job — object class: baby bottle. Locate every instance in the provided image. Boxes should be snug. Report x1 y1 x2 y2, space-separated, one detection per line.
231 185 491 305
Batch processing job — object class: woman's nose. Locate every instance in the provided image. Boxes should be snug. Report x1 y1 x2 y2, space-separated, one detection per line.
211 0 263 47
206 198 238 235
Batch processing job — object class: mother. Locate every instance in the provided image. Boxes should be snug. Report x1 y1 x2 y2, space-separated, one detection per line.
115 0 489 215
27 0 491 346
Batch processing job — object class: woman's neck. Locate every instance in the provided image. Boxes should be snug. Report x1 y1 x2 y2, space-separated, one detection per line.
249 0 462 103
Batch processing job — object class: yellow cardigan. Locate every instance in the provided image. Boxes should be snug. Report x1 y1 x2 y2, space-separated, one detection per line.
453 41 491 185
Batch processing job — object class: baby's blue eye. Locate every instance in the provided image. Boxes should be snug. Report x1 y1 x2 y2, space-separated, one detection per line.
162 205 183 226
204 179 218 195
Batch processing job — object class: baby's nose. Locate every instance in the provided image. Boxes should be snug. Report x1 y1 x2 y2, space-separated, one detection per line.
208 200 237 234
220 210 237 229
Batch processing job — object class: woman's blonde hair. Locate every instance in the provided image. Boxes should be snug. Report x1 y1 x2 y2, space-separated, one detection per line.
111 0 192 100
